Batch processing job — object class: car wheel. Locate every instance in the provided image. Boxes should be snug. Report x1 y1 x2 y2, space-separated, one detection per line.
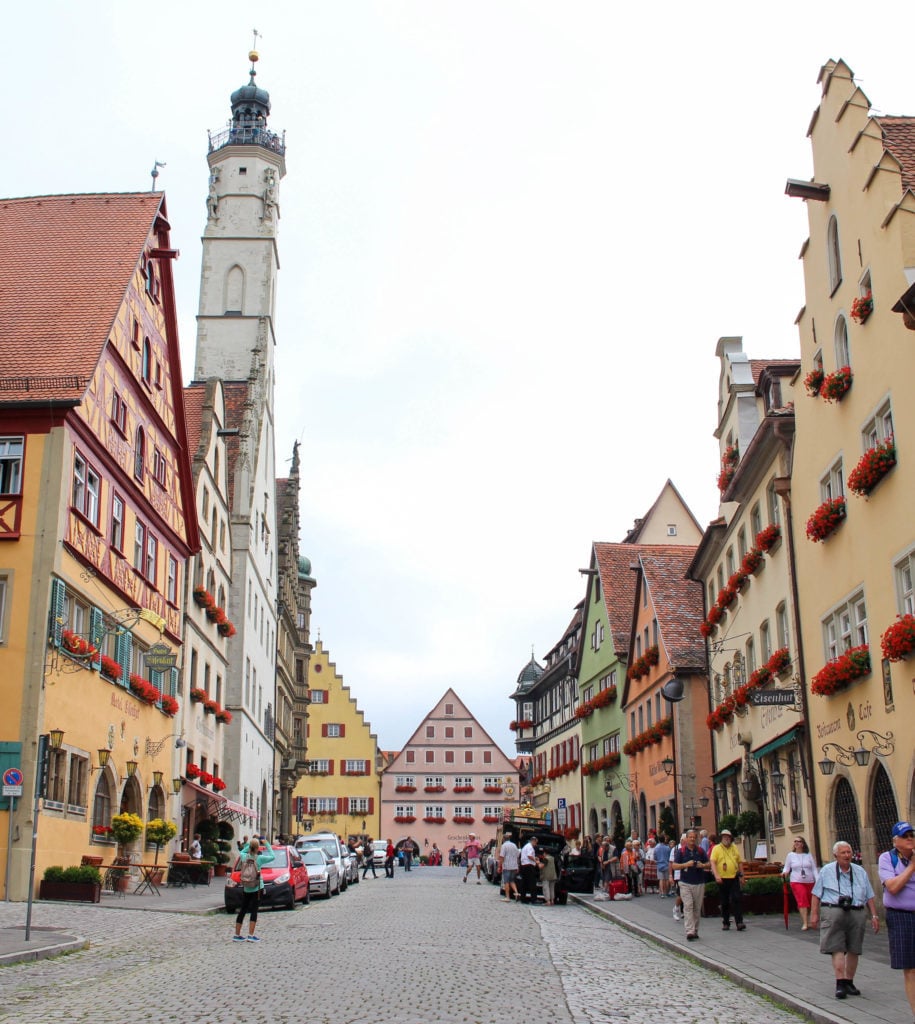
340 877 347 892
285 892 296 910
302 888 310 906
322 883 331 899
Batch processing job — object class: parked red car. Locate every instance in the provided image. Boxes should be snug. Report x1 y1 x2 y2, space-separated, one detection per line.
224 844 310 911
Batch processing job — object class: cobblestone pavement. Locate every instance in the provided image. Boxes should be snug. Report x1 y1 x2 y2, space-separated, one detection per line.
0 870 803 1024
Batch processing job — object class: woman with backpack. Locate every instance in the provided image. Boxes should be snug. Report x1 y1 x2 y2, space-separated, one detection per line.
233 837 275 942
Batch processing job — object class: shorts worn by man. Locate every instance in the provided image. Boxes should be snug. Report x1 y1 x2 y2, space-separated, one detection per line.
710 829 744 931
463 833 484 884
811 841 880 1000
878 821 915 1019
498 837 521 902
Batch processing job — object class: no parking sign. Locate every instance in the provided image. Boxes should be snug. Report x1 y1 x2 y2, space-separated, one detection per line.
2 767 22 797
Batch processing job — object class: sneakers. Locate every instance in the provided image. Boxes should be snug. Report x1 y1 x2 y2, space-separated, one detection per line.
246 935 261 942
672 908 682 921
232 935 246 942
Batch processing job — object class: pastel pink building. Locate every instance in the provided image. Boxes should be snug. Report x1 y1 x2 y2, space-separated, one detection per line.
379 689 519 857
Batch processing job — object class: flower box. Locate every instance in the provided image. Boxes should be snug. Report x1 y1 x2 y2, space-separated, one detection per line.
128 674 161 705
393 816 416 824
395 785 416 793
821 366 853 403
424 786 445 793
850 291 873 325
482 816 500 824
717 444 739 494
483 786 503 794
453 786 474 794
215 708 233 724
423 816 446 824
453 816 475 825
509 719 533 731
39 880 101 903
192 587 214 609
623 717 672 756
756 524 781 553
99 655 123 681
185 763 200 780
806 497 846 542
217 620 236 638
189 688 207 703
811 644 870 696
847 438 896 497
804 368 825 397
741 547 764 577
881 614 915 662
161 695 179 717
767 647 792 679
203 699 219 715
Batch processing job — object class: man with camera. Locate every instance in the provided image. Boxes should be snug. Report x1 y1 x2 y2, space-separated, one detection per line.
810 840 880 1000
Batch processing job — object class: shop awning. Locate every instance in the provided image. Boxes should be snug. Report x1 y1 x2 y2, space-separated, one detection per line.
713 759 742 782
752 726 802 761
219 797 255 825
182 779 225 818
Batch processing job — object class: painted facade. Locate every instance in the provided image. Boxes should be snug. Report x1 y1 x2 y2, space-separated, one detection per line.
293 641 380 842
0 193 199 896
788 59 915 870
579 484 703 837
622 547 710 842
380 689 519 853
687 340 820 864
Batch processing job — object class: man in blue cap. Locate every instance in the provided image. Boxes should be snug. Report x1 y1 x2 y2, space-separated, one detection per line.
879 821 915 1020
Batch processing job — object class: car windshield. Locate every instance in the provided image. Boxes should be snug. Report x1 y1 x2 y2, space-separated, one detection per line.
301 851 327 866
301 840 338 858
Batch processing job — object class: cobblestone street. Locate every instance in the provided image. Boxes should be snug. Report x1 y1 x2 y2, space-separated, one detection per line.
0 869 804 1024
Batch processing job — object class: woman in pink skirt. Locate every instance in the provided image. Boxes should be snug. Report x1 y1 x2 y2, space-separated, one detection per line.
782 836 818 930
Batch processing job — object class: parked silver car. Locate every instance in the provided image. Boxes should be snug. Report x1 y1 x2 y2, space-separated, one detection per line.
296 833 349 892
298 848 340 898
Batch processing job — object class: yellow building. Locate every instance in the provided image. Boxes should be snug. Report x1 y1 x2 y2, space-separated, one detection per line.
292 641 381 842
0 194 199 897
788 60 915 866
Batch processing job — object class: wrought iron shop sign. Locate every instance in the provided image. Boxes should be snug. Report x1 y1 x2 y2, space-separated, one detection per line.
144 642 178 672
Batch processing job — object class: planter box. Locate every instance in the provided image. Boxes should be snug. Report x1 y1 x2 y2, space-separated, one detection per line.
39 881 101 903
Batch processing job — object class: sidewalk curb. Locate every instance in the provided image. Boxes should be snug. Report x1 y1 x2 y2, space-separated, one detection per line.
0 927 88 966
570 895 848 1024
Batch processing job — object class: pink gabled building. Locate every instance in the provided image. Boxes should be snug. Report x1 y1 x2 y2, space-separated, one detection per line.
379 689 519 855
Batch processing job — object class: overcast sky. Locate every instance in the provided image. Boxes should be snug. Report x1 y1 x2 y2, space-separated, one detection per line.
8 2 915 753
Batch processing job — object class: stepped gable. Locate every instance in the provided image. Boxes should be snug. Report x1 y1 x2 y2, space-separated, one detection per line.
638 546 705 670
0 192 169 402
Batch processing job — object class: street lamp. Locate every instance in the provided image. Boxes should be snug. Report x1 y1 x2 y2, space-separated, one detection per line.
817 730 894 775
603 771 637 798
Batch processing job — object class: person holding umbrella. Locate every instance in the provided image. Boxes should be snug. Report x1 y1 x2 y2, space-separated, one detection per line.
782 836 819 930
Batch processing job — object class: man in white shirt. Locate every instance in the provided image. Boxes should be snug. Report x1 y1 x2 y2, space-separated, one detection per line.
498 836 521 902
519 836 541 904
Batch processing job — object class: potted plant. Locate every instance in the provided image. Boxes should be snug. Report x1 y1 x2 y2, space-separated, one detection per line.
189 687 207 704
99 654 123 681
39 865 102 903
111 811 144 855
192 587 214 609
145 817 178 870
811 644 871 696
881 614 915 662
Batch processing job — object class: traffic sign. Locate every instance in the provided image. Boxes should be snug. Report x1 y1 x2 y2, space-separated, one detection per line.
2 768 22 787
557 797 567 809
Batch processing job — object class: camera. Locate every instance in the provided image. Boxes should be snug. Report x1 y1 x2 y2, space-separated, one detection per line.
837 895 853 910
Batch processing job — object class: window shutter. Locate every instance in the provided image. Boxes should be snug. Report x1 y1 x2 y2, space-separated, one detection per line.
339 759 346 775
170 667 179 698
339 724 346 738
337 797 345 814
48 578 66 646
368 797 374 814
115 629 132 689
364 759 371 774
321 724 328 737
327 760 334 775
89 607 104 668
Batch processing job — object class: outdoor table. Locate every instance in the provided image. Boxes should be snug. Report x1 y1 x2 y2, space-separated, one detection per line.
133 863 165 896
167 859 214 887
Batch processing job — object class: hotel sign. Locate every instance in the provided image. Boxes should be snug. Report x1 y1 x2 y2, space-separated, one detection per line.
748 690 796 707
144 643 178 672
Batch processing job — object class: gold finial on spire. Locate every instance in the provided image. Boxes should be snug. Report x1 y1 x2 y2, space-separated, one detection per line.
249 27 261 67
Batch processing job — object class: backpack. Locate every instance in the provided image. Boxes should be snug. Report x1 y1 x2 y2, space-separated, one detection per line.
240 854 260 887
364 841 373 857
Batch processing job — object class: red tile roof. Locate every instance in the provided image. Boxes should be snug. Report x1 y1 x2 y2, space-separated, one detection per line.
877 117 915 192
638 546 706 671
593 543 641 657
0 193 165 403
183 383 207 460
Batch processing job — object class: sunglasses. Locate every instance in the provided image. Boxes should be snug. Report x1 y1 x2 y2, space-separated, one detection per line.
900 831 915 839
